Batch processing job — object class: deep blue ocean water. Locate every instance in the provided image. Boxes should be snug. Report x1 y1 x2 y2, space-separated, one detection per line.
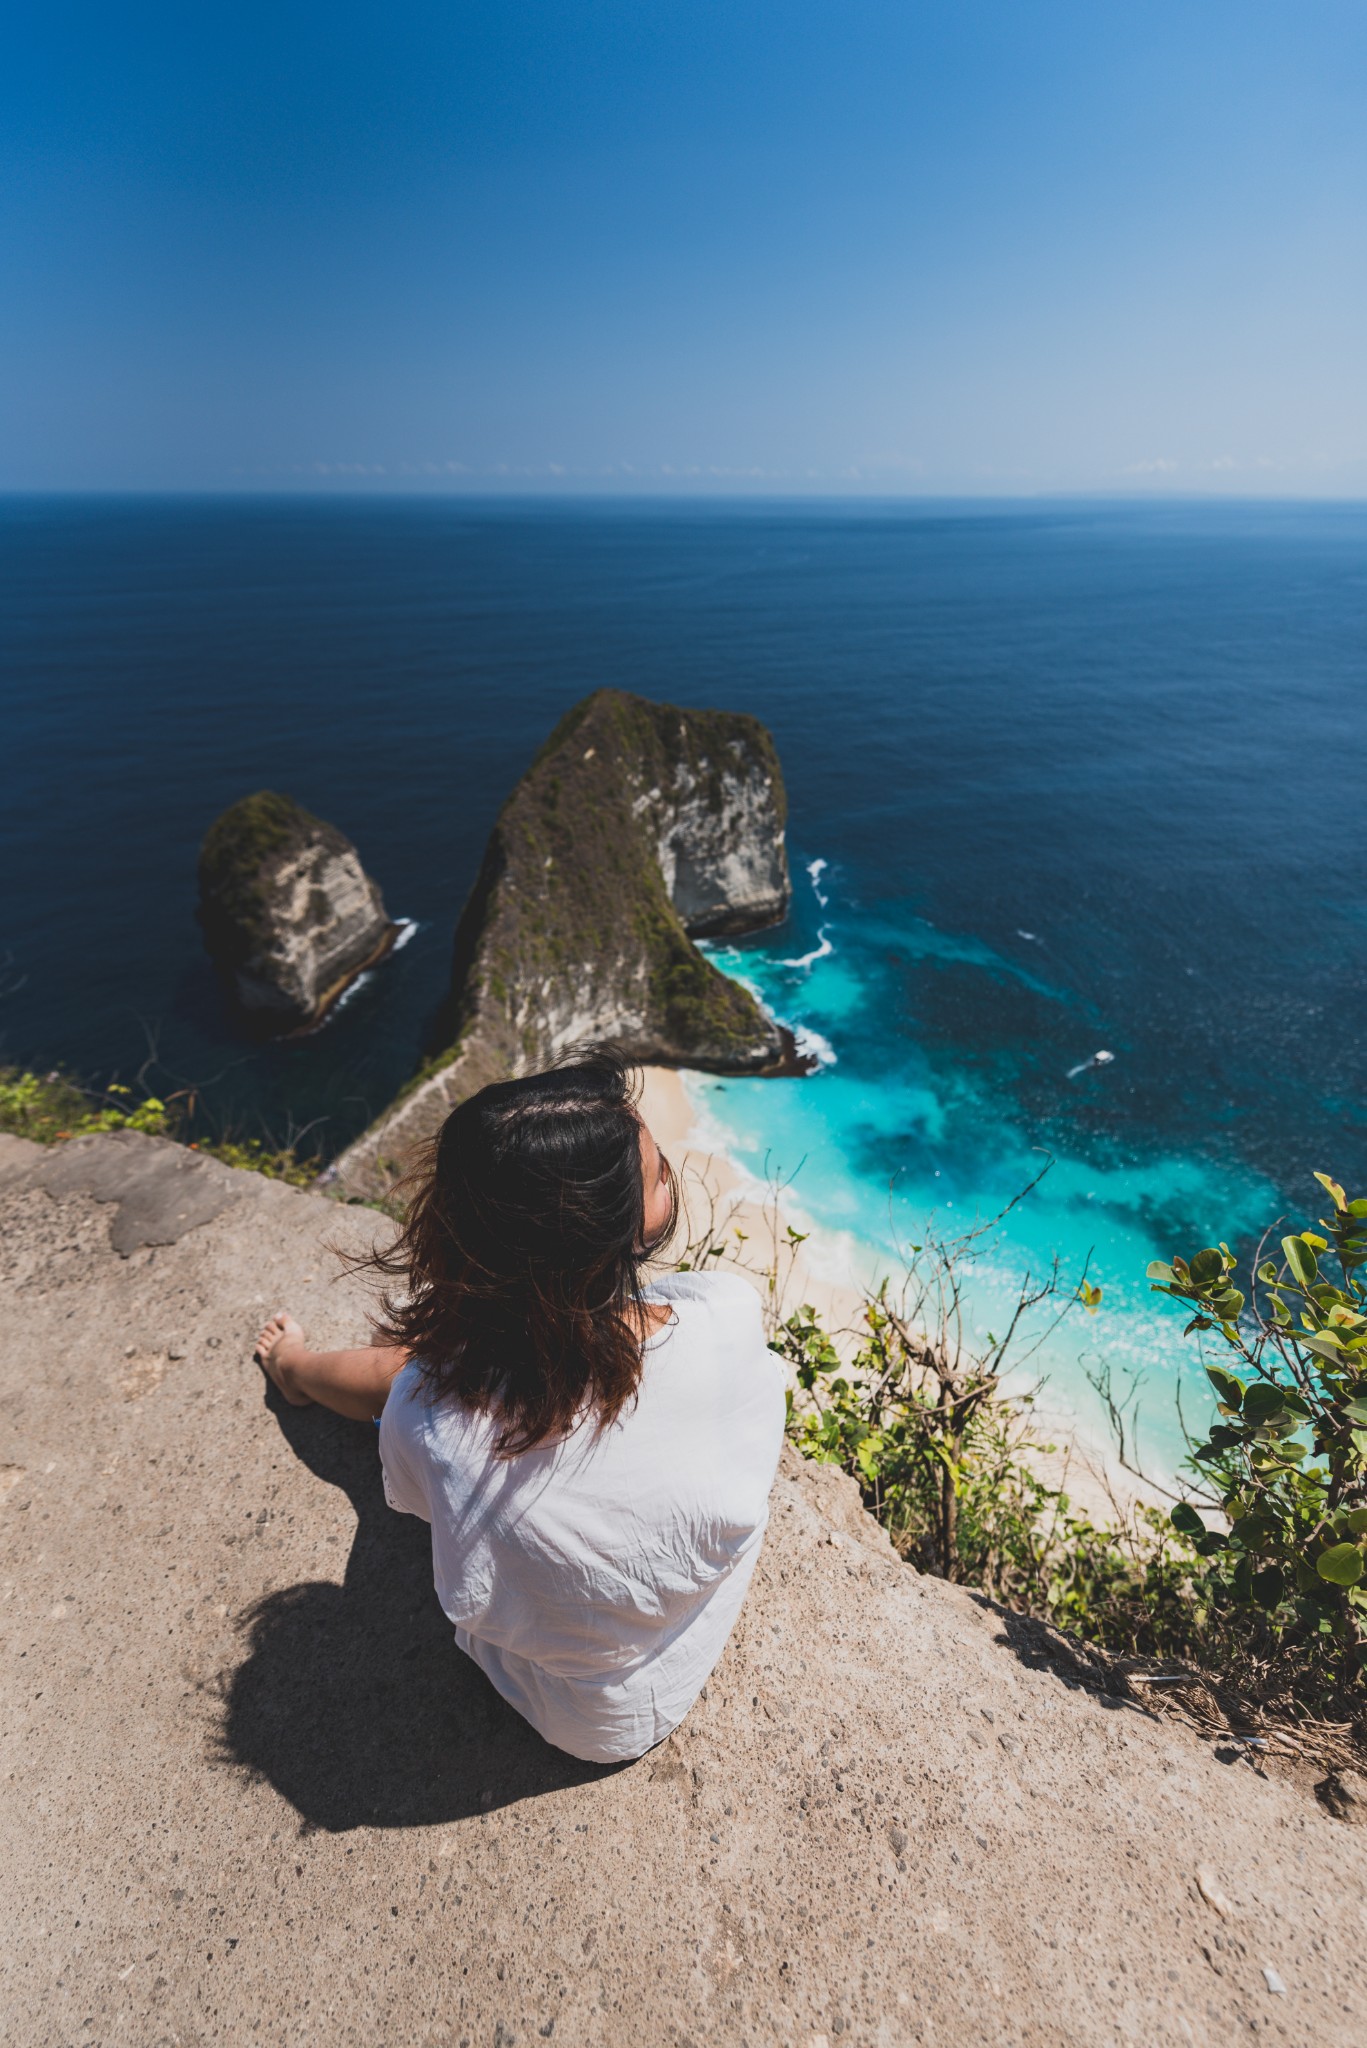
4 496 1366 1468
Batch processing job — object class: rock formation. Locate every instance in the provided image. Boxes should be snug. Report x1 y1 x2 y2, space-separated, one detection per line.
326 690 796 1195
198 790 395 1032
3 1127 1364 2046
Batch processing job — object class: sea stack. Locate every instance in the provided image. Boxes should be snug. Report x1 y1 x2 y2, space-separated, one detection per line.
325 690 796 1195
197 791 396 1032
440 688 794 1070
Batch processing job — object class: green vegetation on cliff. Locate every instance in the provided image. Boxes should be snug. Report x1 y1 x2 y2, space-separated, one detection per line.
197 788 394 1032
528 690 787 830
0 1067 314 1185
321 687 795 1194
749 1170 1367 1745
198 790 330 969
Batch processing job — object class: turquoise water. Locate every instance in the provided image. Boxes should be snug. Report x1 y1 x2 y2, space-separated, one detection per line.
693 867 1279 1477
5 496 1366 1474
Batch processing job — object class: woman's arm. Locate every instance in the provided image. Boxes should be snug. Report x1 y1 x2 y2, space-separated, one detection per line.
255 1312 410 1421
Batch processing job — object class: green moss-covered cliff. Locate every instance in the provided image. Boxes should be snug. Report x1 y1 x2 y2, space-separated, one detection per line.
324 691 795 1194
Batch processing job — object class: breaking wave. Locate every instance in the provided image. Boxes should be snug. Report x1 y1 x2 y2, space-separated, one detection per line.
781 926 833 970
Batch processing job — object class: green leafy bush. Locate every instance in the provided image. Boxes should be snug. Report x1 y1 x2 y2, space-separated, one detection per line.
775 1284 1217 1662
780 1289 1060 1588
0 1067 171 1142
767 1172 1366 1719
1152 1171 1367 1696
195 1135 314 1187
0 1066 93 1141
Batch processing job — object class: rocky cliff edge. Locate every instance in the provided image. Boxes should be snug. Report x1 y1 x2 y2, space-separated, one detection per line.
2 1127 1364 2046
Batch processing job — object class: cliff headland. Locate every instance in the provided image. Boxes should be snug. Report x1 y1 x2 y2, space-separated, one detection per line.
326 688 802 1197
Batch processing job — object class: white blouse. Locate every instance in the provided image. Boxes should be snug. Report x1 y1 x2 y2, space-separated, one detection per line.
377 1268 786 1762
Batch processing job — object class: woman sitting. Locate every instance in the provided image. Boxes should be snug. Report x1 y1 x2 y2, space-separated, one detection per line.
255 1049 785 1764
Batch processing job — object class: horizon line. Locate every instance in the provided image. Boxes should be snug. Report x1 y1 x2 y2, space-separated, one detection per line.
5 484 1367 508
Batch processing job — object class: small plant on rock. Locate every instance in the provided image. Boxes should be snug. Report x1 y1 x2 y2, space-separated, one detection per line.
0 1065 313 1187
196 1134 314 1187
0 1067 170 1141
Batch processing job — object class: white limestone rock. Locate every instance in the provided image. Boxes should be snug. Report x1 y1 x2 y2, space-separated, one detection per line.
197 790 395 1032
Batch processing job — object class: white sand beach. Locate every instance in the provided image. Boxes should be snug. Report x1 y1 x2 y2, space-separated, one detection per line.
638 1063 865 1342
638 1066 1150 1526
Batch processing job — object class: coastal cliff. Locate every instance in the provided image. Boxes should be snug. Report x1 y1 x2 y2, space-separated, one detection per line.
3 1127 1363 2047
198 790 395 1032
324 690 797 1195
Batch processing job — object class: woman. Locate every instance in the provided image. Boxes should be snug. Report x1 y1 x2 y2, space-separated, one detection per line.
255 1050 785 1764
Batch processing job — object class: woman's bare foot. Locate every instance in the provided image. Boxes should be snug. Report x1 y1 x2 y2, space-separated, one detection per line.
254 1311 314 1407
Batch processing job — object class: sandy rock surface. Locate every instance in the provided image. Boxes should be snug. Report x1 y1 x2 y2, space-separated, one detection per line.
1 1133 1363 2047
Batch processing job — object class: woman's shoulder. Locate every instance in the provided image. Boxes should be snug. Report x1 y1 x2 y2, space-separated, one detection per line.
385 1359 492 1448
644 1269 784 1415
648 1267 764 1319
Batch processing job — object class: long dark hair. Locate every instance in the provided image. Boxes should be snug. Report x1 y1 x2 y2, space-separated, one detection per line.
367 1049 678 1454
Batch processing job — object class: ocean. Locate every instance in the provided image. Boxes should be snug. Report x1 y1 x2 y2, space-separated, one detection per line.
4 496 1366 1471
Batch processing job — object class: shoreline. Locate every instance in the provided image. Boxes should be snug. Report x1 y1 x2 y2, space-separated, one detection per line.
638 1064 865 1344
287 919 401 1038
638 1063 1159 1527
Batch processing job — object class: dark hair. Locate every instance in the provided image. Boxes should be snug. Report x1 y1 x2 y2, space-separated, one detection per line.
367 1049 678 1455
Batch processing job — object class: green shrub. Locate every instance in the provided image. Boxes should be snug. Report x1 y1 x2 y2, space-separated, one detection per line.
0 1066 312 1187
775 1286 1215 1660
1152 1171 1367 1698
0 1068 171 1142
0 1066 93 1142
768 1171 1366 1719
190 1135 315 1187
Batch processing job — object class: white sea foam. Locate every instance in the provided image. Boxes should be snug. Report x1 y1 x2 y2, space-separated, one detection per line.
1066 1048 1116 1080
781 926 833 971
793 1023 837 1068
318 919 415 1028
806 857 829 907
329 970 374 1016
727 968 766 1007
699 938 838 1068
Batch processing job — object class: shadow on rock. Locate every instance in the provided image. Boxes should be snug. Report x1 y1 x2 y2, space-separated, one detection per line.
966 1592 1143 1711
219 1390 619 1831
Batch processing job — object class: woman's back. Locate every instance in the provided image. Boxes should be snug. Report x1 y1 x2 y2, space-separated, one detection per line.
258 1051 787 1763
379 1268 785 1762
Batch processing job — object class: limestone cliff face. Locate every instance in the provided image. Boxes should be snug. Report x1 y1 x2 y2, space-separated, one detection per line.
198 791 395 1032
325 691 794 1194
644 736 790 937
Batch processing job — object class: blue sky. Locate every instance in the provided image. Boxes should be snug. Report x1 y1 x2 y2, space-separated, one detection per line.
5 2 1366 494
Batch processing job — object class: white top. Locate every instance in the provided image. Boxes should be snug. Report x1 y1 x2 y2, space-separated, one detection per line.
377 1268 786 1763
